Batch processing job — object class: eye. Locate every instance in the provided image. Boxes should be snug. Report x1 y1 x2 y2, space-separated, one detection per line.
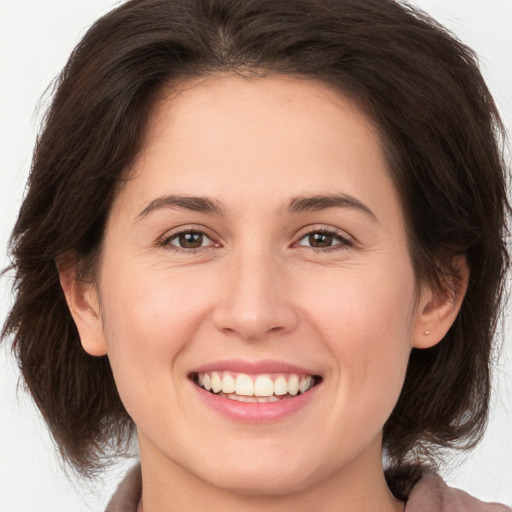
295 229 353 250
160 229 218 251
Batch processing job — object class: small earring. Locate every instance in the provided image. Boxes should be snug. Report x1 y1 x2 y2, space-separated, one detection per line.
424 330 431 335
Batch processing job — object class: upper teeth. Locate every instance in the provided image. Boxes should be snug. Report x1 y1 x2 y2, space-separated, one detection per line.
197 372 315 397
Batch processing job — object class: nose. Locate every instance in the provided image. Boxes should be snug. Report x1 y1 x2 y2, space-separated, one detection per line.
211 250 298 341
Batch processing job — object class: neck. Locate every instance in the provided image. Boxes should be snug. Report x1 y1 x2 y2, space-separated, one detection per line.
137 433 404 512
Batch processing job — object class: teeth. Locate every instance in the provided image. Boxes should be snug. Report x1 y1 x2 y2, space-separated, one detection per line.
274 375 288 396
288 375 299 396
258 396 279 403
229 394 258 402
235 374 254 396
254 375 274 396
300 376 313 393
196 371 316 398
203 373 212 391
221 373 236 394
224 393 282 403
211 372 222 393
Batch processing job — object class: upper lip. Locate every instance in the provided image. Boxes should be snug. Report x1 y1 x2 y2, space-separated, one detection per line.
190 359 319 376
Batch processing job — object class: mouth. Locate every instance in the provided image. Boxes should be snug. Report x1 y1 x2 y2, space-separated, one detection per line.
190 371 321 403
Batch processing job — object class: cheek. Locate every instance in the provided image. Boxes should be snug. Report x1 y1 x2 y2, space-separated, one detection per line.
300 263 415 404
97 262 215 401
101 258 210 339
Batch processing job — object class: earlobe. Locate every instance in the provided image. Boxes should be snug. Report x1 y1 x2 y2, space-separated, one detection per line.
412 256 469 349
56 255 108 357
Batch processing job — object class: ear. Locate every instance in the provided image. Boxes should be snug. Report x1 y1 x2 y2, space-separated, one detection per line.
56 254 108 356
412 256 469 349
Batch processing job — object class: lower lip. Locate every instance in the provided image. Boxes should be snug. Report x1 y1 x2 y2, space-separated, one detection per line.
192 382 320 423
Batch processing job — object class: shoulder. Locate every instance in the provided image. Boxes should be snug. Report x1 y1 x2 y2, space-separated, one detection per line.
406 470 511 512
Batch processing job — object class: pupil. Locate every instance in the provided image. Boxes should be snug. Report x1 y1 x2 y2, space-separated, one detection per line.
179 232 203 248
309 233 333 247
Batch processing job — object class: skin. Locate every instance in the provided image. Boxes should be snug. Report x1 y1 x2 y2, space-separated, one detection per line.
61 75 465 512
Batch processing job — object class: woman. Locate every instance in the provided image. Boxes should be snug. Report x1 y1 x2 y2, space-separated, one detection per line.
1 0 510 510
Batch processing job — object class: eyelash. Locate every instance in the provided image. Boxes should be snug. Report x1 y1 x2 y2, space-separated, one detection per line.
158 226 354 254
158 227 218 254
293 227 354 253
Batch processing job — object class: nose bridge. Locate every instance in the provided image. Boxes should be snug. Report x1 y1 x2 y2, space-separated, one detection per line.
212 243 297 340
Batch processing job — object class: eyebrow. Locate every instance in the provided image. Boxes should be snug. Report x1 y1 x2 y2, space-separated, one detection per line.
135 192 377 223
135 195 225 221
287 194 378 222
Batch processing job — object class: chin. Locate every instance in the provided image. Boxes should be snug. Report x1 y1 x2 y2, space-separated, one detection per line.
203 464 318 497
180 441 322 497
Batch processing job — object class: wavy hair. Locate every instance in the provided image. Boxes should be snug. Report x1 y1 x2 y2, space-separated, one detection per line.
2 0 509 498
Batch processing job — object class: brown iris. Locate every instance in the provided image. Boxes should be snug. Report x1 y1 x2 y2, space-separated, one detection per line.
178 232 204 248
308 232 334 248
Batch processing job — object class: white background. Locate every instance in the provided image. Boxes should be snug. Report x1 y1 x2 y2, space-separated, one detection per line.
0 1 511 510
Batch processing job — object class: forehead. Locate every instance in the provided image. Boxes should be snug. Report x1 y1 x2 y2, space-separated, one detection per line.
114 74 401 226
146 74 382 163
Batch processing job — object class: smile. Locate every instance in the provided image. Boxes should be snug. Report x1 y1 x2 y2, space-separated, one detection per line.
193 371 318 403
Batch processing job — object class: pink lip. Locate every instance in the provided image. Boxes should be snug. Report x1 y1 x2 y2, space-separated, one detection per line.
191 359 317 376
189 359 321 423
192 382 320 423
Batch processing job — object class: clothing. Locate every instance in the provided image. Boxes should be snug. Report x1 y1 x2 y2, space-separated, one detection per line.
105 464 511 512
106 464 141 512
405 471 511 511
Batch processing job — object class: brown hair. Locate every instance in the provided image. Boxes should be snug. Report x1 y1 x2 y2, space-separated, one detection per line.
2 0 509 497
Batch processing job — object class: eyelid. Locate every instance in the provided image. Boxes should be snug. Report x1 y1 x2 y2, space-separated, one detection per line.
157 224 221 251
156 224 354 253
292 225 355 250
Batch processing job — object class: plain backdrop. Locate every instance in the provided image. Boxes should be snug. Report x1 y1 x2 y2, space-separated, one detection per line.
1 1 511 511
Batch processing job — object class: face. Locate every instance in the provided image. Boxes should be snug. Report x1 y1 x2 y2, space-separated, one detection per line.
81 75 427 495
